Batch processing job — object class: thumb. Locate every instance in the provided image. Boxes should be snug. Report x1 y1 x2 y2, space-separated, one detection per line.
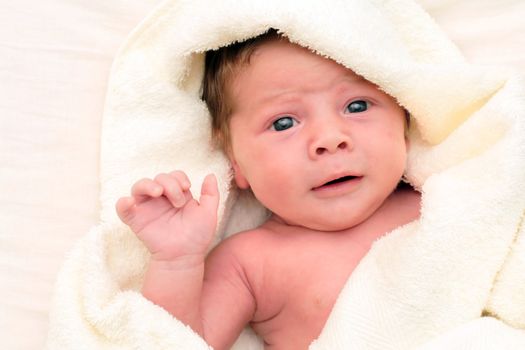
199 173 219 213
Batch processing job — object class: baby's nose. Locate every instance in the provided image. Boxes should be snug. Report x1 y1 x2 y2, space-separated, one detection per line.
315 140 348 155
309 125 352 158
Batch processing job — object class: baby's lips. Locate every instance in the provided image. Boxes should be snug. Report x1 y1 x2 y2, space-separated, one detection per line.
312 173 361 190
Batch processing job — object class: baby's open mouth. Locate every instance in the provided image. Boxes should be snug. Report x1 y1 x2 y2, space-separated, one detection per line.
313 175 361 190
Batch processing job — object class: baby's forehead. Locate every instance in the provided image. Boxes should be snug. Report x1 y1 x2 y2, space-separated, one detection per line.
229 44 389 116
239 39 370 85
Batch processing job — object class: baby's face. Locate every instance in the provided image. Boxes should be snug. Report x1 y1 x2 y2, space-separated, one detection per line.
227 40 408 231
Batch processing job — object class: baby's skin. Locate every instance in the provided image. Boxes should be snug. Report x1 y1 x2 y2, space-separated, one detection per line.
116 40 421 349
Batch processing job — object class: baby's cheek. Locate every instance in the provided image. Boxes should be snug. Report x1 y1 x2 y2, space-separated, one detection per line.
252 174 293 209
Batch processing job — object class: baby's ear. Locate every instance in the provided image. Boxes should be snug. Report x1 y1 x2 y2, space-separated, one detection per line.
228 152 250 189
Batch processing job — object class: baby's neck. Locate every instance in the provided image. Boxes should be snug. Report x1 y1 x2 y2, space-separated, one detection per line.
263 187 421 246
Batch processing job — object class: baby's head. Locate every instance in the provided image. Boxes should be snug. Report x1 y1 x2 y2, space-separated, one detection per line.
202 30 410 231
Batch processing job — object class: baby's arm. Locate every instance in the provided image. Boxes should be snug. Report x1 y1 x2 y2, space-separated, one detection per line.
116 171 255 349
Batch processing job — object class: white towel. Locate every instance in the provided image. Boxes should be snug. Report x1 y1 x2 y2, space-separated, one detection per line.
47 0 525 348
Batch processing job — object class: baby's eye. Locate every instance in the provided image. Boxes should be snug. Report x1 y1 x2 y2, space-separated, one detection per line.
270 116 297 131
345 100 369 113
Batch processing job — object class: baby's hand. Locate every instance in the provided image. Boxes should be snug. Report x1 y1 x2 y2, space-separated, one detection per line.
116 171 219 263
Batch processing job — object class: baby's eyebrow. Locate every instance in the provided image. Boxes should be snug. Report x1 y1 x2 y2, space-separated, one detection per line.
253 90 302 108
250 74 373 111
337 74 370 86
333 75 379 93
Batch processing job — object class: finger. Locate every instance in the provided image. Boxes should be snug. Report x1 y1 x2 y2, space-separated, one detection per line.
115 196 136 223
154 173 190 208
169 170 191 191
199 174 219 214
169 171 193 204
131 178 163 200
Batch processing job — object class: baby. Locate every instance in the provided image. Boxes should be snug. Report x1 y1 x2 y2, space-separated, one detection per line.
116 30 421 349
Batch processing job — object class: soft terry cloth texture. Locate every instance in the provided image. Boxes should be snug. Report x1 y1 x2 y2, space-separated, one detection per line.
47 0 525 348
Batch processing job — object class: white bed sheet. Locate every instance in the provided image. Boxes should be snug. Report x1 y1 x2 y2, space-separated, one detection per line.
0 1 162 349
0 0 523 349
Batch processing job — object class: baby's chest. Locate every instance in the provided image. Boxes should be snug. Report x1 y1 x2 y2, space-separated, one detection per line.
251 247 365 347
281 256 356 319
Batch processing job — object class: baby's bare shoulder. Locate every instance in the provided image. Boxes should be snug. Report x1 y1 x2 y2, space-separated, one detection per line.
205 226 277 273
216 225 276 252
205 226 282 309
